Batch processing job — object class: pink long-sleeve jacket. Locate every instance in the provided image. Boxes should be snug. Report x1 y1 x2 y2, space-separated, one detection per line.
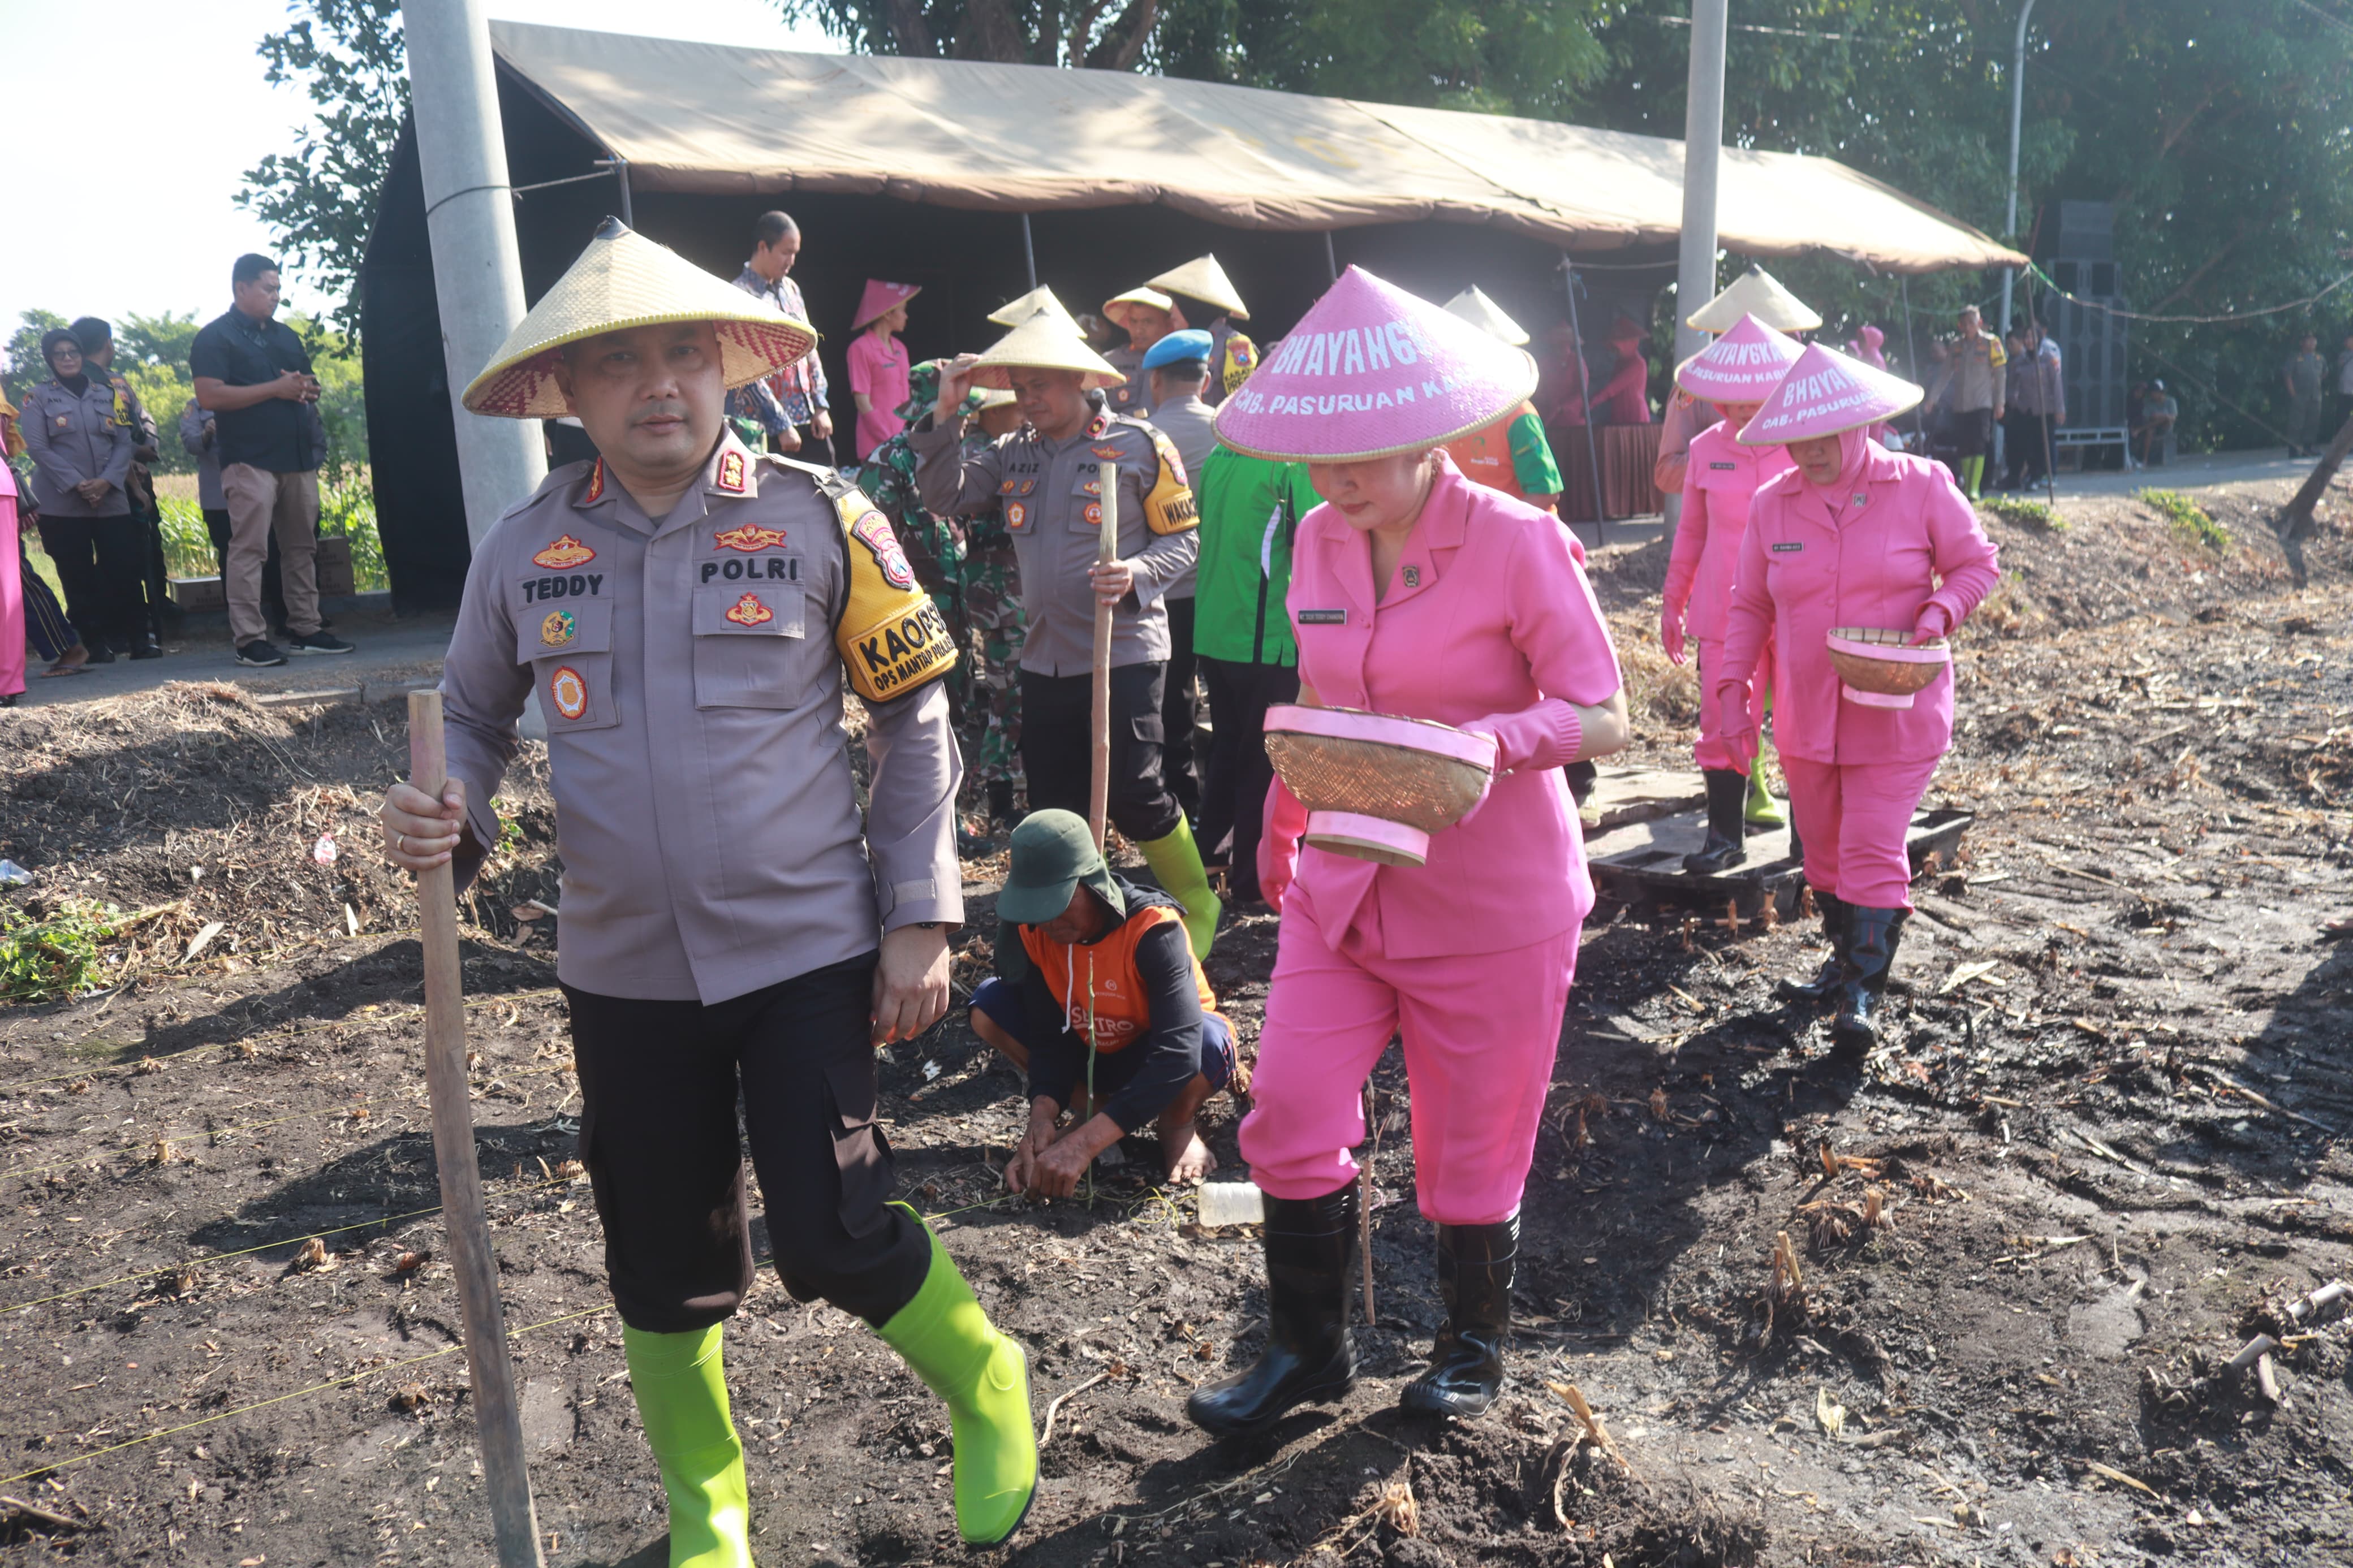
1718 439 1999 764
1663 421 1791 643
1267 456 1622 960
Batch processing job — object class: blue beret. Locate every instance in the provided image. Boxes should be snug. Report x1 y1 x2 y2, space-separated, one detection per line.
1141 329 1213 370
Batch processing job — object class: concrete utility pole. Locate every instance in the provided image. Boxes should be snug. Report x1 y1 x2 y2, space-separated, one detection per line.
1999 0 2040 334
403 0 546 548
1675 0 1729 369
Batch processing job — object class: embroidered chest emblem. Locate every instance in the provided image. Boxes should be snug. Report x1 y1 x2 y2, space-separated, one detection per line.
713 521 788 552
1402 565 1422 588
716 450 749 494
1005 502 1028 529
1091 444 1123 461
547 666 589 721
539 610 577 647
725 593 775 627
533 534 596 569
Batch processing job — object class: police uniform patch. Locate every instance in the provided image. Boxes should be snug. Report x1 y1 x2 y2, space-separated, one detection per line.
716 450 748 494
713 521 788 552
539 610 576 647
1085 414 1109 438
1006 502 1028 530
1091 444 1123 461
1402 565 1422 588
849 509 917 590
1149 428 1191 486
1084 502 1102 526
581 460 606 505
725 593 774 627
548 665 589 721
533 534 597 569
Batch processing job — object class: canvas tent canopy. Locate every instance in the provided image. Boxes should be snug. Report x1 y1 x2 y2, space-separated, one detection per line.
489 21 2021 275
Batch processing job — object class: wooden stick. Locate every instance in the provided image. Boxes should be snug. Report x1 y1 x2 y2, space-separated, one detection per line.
1089 459 1118 850
408 692 546 1568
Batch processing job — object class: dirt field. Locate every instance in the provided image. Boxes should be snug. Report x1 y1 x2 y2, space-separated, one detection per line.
3 478 2350 1567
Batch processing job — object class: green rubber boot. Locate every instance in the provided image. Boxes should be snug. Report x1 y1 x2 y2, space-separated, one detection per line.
622 1324 753 1568
1743 764 1786 829
876 1207 1037 1546
1139 817 1221 959
1960 454 1984 500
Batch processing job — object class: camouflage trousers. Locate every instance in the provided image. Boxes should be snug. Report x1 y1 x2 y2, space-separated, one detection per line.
959 546 1026 788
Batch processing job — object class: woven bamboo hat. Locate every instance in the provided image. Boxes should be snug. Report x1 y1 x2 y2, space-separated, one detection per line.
1147 254 1250 320
462 219 817 419
1442 286 1530 347
969 313 1127 391
1736 342 1922 445
1685 264 1822 335
1102 286 1174 334
989 286 1077 329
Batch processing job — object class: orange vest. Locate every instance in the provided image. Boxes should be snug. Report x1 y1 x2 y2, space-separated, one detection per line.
1443 402 1535 500
1018 903 1225 1054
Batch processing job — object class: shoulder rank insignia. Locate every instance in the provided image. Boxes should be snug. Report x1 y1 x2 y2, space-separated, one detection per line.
1086 413 1109 438
539 609 577 647
725 592 775 627
713 521 788 552
581 459 606 505
716 449 749 494
533 534 597 569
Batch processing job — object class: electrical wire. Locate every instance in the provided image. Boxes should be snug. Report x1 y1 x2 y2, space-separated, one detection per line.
2028 261 2353 326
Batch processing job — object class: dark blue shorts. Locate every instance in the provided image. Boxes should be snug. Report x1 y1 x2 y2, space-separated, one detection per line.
968 977 1236 1096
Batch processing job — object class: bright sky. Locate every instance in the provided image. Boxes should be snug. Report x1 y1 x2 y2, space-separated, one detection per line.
0 1 838 333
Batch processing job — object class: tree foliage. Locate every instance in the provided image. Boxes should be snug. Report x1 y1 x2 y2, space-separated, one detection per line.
237 0 408 345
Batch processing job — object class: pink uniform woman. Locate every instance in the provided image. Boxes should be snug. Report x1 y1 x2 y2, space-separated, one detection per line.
1716 345 2000 1051
1185 269 1629 1436
1660 314 1805 871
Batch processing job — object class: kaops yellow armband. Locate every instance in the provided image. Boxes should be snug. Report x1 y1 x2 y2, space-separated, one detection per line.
773 456 958 702
1144 428 1200 537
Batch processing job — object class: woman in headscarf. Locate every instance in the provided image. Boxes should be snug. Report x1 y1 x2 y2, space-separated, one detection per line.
1660 314 1806 871
20 329 141 663
1185 268 1628 1437
1713 345 2000 1051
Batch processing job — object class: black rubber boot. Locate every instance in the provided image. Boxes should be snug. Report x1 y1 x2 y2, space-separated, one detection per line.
1186 1189 1358 1437
986 779 1015 826
1832 906 1908 1054
1683 769 1749 874
1775 890 1846 1005
1400 1219 1515 1419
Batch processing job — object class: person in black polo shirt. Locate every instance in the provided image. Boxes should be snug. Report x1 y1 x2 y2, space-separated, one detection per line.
189 253 353 666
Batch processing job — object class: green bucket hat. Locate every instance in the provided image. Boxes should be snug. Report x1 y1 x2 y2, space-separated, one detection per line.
997 810 1124 926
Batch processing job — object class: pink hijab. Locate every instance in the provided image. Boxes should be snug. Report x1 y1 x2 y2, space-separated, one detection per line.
1849 325 1887 370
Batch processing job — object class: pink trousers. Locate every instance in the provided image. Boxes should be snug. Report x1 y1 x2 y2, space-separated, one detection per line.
0 498 24 700
1694 638 1771 773
1779 753 1941 909
1239 885 1576 1226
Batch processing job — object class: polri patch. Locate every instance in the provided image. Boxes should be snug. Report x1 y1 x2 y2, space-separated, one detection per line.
533 534 596 569
850 509 916 590
1298 609 1347 625
724 593 774 627
539 610 576 647
1005 502 1028 530
548 666 589 722
713 521 787 552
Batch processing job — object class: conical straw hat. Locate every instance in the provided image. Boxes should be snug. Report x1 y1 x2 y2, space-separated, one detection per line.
1211 265 1537 463
463 218 817 419
969 314 1127 391
1686 264 1822 334
1736 342 1921 445
1102 286 1173 334
853 279 921 330
1146 254 1249 320
989 286 1076 329
1443 286 1529 347
1675 313 1805 401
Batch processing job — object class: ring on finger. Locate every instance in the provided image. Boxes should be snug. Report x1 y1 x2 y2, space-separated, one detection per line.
396 833 407 854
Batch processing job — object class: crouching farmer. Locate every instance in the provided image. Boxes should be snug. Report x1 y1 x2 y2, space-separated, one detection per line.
973 810 1239 1193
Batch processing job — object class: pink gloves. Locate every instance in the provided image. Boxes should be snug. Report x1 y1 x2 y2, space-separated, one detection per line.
1660 599 1688 665
1462 699 1585 774
1713 679 1757 754
1912 602 1954 645
1259 778 1308 913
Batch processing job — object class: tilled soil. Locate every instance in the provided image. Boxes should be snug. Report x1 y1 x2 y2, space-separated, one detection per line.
2 481 2350 1567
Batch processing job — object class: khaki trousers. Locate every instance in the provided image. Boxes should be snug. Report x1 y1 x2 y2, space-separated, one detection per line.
220 464 321 645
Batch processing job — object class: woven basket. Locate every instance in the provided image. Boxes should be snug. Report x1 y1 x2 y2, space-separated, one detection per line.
1825 626 1950 710
1262 705 1497 867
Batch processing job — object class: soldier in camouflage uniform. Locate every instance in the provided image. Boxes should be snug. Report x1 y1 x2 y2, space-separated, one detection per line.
860 363 1029 832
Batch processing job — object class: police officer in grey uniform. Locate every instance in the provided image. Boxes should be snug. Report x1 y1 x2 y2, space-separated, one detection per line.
378 220 1037 1554
1100 285 1175 420
913 312 1223 959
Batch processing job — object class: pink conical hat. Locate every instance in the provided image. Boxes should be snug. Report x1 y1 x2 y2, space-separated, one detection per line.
1737 342 1922 445
1674 313 1804 403
1212 266 1537 462
853 279 920 329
